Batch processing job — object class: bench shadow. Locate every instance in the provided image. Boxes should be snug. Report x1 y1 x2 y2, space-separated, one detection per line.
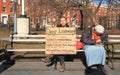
0 60 15 73
84 69 107 75
65 52 87 67
66 52 108 75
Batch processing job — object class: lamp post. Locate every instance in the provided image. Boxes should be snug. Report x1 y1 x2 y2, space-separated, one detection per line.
14 0 17 34
22 0 25 16
16 0 29 35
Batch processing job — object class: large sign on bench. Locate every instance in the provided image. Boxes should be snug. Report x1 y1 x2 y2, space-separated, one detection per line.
46 27 76 54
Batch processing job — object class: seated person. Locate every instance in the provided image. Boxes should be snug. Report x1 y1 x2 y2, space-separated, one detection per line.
80 25 108 73
42 17 69 72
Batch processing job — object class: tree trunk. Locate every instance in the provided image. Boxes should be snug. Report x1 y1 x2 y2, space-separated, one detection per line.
80 10 84 30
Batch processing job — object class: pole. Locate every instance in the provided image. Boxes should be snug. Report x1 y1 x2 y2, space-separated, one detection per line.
22 0 25 15
14 0 17 34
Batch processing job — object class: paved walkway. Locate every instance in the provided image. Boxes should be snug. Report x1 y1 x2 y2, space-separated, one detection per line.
0 61 120 75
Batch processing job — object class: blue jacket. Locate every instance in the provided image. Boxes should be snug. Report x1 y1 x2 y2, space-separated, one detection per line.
80 26 108 45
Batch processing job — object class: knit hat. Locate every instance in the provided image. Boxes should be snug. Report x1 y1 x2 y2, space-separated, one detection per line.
94 25 104 34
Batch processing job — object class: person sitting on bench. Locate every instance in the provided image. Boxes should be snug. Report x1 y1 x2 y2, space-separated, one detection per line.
80 25 108 73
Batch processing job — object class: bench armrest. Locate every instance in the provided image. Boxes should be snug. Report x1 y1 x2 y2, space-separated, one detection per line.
104 43 114 58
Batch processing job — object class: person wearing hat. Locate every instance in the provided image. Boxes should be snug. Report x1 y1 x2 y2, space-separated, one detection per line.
80 25 108 73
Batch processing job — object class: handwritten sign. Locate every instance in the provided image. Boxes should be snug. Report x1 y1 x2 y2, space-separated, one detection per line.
45 27 76 54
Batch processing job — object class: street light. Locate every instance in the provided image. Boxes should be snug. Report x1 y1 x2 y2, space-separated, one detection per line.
14 0 17 34
22 0 25 15
16 0 30 35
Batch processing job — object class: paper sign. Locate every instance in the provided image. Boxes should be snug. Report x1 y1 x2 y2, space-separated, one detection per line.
45 27 76 54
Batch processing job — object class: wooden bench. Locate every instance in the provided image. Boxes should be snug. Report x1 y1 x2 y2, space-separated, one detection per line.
6 34 84 52
4 34 120 70
5 34 120 57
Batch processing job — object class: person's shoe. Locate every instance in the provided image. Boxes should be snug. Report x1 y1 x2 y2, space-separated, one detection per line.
97 65 107 74
85 67 92 73
59 68 64 72
41 58 50 63
59 64 65 72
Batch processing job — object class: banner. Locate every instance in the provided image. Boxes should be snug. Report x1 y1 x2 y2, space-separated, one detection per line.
45 27 76 54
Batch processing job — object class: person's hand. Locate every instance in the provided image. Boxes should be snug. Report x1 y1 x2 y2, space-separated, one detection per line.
96 39 101 43
96 39 103 45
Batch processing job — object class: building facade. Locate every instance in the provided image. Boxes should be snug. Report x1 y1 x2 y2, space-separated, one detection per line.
0 0 21 24
0 0 119 30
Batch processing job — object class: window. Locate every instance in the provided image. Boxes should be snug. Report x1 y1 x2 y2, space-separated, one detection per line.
10 0 13 3
47 9 50 15
3 0 6 2
47 18 51 23
68 11 70 17
36 17 39 23
10 7 13 12
2 6 6 12
18 0 21 4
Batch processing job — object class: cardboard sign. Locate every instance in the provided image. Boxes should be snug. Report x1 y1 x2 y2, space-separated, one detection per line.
45 27 76 54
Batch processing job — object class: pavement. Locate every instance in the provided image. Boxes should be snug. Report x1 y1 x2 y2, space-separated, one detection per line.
0 61 120 75
0 37 120 75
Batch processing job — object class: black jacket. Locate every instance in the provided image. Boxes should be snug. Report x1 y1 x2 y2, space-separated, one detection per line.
80 26 108 45
57 24 69 27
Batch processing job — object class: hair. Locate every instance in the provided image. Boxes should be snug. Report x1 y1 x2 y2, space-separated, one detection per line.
60 16 67 21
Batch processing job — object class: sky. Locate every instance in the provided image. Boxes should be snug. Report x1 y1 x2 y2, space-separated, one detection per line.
93 0 107 6
93 0 120 5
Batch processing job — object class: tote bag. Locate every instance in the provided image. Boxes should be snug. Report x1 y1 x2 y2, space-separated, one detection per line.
76 40 85 50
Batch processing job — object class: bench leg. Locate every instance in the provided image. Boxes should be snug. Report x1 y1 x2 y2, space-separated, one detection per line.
106 58 114 70
3 49 11 61
106 51 114 70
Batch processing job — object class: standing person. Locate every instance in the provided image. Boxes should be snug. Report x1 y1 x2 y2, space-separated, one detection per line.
7 15 13 31
80 25 108 73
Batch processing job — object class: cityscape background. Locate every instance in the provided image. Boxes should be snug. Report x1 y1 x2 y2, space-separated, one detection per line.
0 0 120 31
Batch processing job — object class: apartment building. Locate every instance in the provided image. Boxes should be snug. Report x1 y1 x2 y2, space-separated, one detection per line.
0 0 21 24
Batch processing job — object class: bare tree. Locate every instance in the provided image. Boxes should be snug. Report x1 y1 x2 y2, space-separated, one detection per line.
25 0 120 30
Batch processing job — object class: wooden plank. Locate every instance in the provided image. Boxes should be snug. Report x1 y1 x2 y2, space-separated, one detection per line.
113 50 120 53
10 39 45 42
7 49 45 51
10 34 120 38
10 39 120 43
10 34 46 38
7 49 84 52
108 35 120 38
108 39 120 43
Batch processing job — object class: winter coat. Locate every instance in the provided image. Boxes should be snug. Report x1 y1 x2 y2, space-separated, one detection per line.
57 24 69 27
80 26 108 45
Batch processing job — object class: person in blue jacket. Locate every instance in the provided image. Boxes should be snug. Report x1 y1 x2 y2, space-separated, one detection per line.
80 25 108 73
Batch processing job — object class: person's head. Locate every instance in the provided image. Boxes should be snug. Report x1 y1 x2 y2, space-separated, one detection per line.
60 17 67 26
94 25 105 35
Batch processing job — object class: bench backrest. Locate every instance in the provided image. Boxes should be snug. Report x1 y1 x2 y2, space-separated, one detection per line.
9 34 120 43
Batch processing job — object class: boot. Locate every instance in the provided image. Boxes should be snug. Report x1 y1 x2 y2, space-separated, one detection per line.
97 65 107 74
41 55 52 63
59 63 65 72
85 66 92 73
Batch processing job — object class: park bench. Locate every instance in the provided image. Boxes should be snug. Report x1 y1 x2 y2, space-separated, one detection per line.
0 40 10 63
4 34 120 70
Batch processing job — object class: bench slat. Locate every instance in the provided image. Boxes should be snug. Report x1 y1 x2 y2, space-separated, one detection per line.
10 39 45 42
10 34 120 38
10 34 45 37
7 49 84 52
10 39 120 43
7 49 45 51
108 39 120 43
113 50 120 53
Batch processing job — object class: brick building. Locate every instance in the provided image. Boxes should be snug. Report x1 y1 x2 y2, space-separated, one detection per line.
0 0 119 29
0 0 21 24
